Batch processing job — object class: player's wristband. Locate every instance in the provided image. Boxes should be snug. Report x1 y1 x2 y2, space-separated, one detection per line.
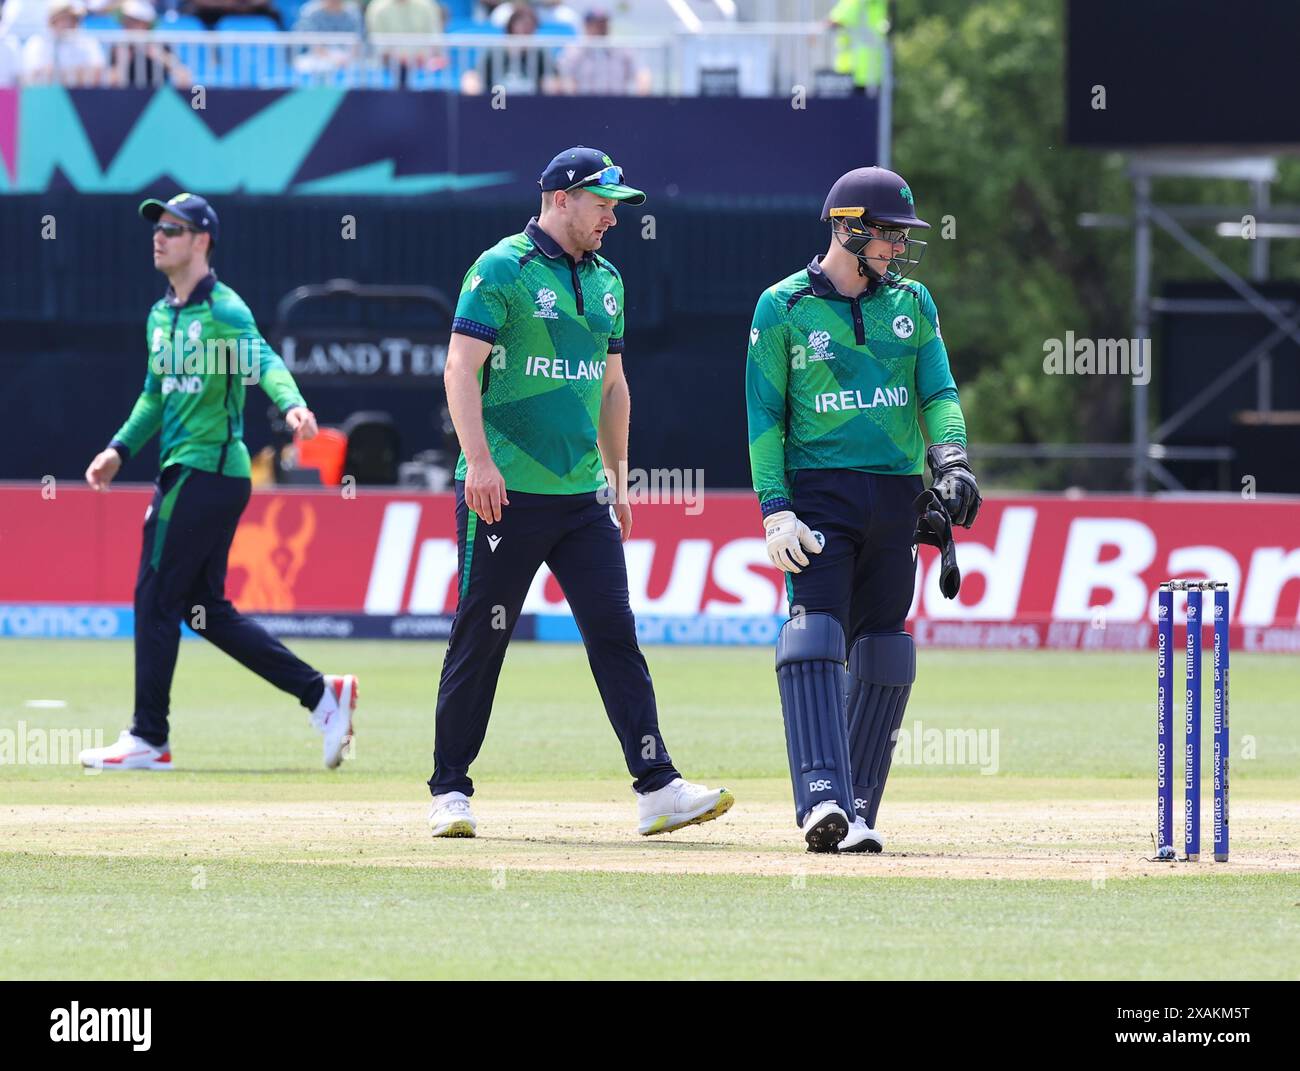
108 439 132 464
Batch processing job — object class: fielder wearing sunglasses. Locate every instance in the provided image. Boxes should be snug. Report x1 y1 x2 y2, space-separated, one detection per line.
152 221 200 238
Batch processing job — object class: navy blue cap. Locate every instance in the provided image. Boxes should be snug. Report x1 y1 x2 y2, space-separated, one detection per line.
821 166 929 229
538 146 645 205
139 192 220 244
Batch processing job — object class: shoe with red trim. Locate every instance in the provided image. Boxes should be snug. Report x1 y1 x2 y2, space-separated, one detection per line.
311 674 358 770
79 730 173 771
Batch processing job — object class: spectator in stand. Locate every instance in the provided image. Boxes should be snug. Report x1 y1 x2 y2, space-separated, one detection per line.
490 0 575 31
184 0 285 31
295 0 362 34
0 0 52 43
21 0 108 84
556 9 648 96
461 3 555 95
538 0 578 29
0 29 20 84
110 0 193 87
292 0 362 74
827 0 887 95
366 0 444 88
474 0 506 22
485 0 516 26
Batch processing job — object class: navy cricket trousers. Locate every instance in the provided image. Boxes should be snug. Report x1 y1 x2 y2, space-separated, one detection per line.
786 468 923 641
428 484 680 798
131 465 323 746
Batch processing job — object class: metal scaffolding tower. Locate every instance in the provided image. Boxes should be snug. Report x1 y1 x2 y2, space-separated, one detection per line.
1079 153 1300 493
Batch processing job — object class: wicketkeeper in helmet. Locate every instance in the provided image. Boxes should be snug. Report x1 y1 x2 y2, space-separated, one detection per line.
745 166 980 853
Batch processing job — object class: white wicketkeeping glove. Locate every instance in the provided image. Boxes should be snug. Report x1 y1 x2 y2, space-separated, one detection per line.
763 510 825 573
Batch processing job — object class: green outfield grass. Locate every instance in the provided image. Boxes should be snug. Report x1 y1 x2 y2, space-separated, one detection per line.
1 639 1297 980
3 856 1296 981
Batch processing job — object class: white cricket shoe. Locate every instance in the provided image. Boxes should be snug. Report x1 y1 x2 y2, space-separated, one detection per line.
838 817 884 854
637 777 735 836
429 791 476 838
802 800 849 853
310 674 358 770
79 730 172 771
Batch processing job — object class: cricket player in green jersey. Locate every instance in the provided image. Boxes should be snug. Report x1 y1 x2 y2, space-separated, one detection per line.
746 166 982 853
79 193 359 772
425 147 734 840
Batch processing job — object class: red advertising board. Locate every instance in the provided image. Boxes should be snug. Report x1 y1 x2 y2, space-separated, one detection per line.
3 483 1298 651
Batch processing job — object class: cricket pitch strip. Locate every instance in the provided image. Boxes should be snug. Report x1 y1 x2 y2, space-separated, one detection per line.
4 799 1298 881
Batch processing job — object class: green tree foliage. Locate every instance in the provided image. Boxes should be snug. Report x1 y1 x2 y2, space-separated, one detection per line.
889 0 1300 489
891 0 1131 464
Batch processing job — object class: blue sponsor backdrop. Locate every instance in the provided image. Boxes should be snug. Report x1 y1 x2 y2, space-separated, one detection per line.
2 89 878 484
0 606 780 645
9 87 877 199
0 607 467 641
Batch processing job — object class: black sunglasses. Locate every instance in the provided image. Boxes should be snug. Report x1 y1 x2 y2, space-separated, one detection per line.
866 223 910 244
152 221 199 238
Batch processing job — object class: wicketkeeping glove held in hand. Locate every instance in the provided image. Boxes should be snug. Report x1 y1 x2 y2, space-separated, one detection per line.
764 510 825 573
926 443 982 529
913 489 961 599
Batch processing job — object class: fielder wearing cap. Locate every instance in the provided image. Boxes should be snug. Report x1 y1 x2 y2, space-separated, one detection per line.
425 146 734 841
746 165 982 854
79 193 360 774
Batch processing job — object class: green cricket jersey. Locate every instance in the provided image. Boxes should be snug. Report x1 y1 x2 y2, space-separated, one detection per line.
110 272 307 479
746 256 967 515
451 218 624 495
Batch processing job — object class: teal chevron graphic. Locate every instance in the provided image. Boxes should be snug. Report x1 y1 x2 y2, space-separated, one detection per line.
292 162 514 195
0 87 512 195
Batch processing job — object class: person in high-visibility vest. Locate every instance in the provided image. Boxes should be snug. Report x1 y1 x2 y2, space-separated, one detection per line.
828 0 889 93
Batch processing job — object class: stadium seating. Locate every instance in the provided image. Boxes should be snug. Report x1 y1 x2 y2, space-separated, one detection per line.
429 20 501 89
442 0 477 21
445 17 500 35
159 13 209 31
276 0 307 27
216 14 283 32
79 1 758 91
341 412 401 486
289 64 400 89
